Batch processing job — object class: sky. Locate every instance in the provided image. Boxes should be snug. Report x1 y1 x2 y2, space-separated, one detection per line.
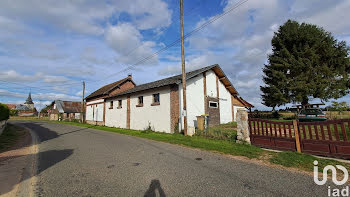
0 0 349 110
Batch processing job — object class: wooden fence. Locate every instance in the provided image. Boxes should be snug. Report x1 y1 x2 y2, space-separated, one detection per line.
248 118 350 159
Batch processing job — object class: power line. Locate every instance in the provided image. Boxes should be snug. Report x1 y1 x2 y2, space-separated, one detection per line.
90 0 248 84
0 0 208 90
1 0 247 91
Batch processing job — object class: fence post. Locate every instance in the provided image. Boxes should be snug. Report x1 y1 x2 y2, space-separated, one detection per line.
293 120 301 153
236 109 250 144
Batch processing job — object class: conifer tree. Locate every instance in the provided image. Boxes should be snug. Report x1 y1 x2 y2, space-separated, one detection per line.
261 20 350 107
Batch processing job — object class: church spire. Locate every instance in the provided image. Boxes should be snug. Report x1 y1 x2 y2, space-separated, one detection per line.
24 92 34 104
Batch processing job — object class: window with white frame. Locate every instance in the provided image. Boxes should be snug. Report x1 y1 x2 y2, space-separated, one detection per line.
209 101 218 108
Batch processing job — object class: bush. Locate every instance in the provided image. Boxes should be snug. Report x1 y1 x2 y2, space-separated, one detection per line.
10 109 18 116
0 103 10 121
272 111 281 119
249 111 283 119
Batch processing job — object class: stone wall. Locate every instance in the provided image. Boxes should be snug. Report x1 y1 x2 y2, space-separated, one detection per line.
0 120 7 136
236 109 250 144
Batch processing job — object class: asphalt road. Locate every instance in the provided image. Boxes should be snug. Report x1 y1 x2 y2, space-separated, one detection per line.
12 121 331 197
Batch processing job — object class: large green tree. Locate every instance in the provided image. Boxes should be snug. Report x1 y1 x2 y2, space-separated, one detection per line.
261 20 350 108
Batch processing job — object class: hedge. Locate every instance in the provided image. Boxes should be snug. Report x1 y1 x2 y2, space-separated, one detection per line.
0 103 9 121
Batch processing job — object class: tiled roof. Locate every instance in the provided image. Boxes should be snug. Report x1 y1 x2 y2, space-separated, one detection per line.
55 100 82 113
85 76 134 100
236 96 254 108
4 104 16 110
113 65 217 97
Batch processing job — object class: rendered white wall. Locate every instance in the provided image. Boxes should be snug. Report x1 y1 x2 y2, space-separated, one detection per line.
105 97 127 128
206 70 217 97
130 86 171 133
94 103 104 122
179 74 205 129
218 79 233 124
86 105 93 121
86 99 104 121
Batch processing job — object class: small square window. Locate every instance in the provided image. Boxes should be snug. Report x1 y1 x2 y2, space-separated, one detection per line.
109 101 113 109
153 93 160 103
209 101 218 108
118 100 122 108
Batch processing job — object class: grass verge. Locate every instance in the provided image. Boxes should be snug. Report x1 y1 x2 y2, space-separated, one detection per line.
0 124 25 152
270 151 350 172
51 121 264 159
15 120 350 173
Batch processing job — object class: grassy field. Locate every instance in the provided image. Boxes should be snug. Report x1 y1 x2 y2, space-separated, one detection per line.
277 111 350 120
0 124 26 152
47 120 350 173
326 111 350 120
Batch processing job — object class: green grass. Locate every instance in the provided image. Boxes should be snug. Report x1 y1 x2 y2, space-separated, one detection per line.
270 151 350 172
196 121 238 140
52 121 263 159
0 124 25 152
11 119 350 173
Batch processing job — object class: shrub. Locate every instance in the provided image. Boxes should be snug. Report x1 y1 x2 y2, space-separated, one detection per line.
0 103 10 121
142 122 154 133
10 109 18 116
249 111 283 119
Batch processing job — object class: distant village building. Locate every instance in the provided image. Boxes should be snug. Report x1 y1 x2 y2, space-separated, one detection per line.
85 64 253 133
48 100 82 121
6 93 37 116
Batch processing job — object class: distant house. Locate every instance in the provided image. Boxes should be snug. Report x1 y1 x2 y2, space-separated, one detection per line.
85 75 136 125
49 100 82 121
85 64 253 133
6 93 38 116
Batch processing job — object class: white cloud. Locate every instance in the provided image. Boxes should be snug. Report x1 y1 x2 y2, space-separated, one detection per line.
0 0 172 35
105 23 158 65
0 89 80 101
76 90 89 97
0 70 71 84
302 0 350 35
0 70 41 83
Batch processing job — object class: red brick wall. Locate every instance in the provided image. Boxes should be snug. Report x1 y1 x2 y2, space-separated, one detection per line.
109 80 135 97
127 96 130 129
207 97 220 126
170 84 179 133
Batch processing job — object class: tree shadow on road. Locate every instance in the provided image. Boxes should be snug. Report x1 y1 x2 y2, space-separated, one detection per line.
144 179 166 197
0 149 73 196
18 122 95 143
38 149 73 173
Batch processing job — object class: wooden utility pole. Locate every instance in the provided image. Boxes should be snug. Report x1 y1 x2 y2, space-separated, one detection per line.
180 0 187 136
82 81 85 123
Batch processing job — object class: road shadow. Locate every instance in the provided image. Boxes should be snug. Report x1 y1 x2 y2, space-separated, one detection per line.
0 149 73 196
144 179 166 197
38 149 73 173
16 122 95 143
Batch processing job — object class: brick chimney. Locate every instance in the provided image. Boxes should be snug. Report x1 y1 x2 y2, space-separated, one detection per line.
128 73 132 79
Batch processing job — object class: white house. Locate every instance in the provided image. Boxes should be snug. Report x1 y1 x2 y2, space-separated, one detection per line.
91 64 253 133
85 75 136 125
